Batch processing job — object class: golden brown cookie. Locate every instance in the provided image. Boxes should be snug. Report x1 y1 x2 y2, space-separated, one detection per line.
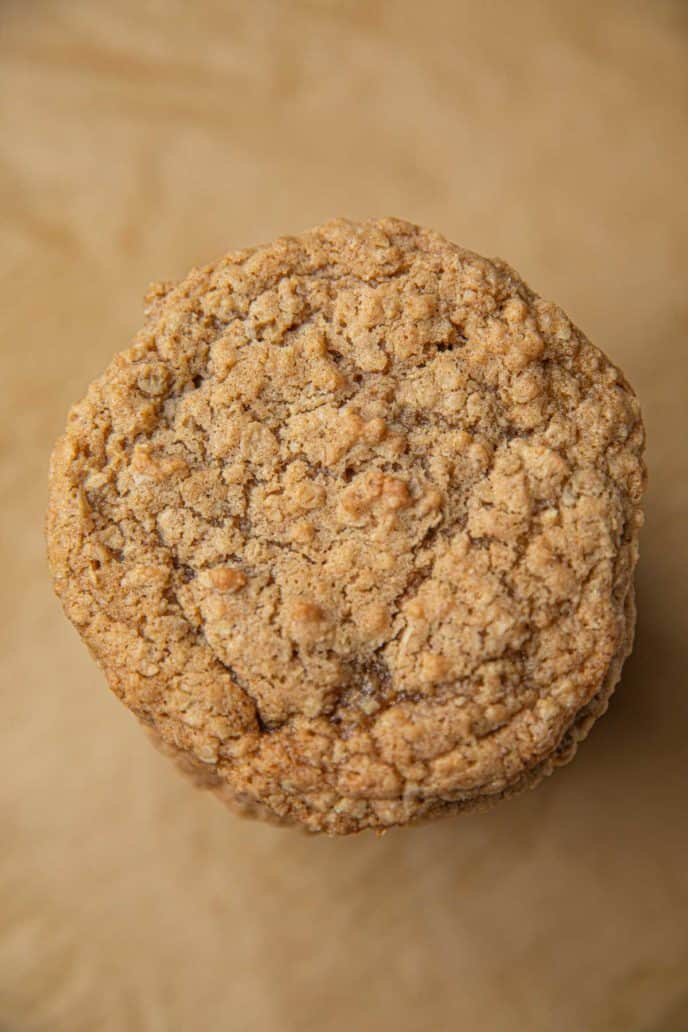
46 218 646 834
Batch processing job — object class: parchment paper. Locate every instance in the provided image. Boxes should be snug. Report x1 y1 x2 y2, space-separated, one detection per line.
1 2 687 1029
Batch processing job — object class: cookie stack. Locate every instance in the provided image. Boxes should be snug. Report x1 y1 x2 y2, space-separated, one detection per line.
47 219 645 834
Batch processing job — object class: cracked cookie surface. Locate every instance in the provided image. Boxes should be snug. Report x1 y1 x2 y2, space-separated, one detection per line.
46 218 646 834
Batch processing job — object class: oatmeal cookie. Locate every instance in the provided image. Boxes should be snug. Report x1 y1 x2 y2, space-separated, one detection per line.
46 218 646 834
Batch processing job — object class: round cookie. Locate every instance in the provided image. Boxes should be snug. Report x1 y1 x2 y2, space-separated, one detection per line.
46 218 645 835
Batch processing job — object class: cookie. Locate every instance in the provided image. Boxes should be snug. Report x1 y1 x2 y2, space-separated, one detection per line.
46 218 646 834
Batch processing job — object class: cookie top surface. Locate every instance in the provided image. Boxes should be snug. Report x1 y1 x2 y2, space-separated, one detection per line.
47 218 645 832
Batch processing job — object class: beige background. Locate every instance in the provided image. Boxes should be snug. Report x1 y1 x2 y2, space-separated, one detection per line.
1 1 687 1029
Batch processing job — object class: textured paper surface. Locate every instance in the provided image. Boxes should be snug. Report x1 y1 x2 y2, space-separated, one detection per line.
1 2 687 1029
